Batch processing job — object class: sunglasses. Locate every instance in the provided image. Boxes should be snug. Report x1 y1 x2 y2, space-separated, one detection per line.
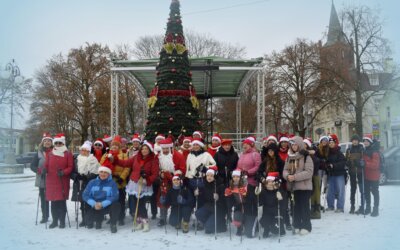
54 142 63 145
94 143 103 147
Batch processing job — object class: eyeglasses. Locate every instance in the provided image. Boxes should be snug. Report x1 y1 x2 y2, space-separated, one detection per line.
54 142 63 145
94 143 103 147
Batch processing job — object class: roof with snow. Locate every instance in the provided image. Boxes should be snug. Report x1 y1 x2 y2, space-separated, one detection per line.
111 56 263 99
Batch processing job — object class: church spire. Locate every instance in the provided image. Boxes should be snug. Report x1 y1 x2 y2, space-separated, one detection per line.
326 1 345 46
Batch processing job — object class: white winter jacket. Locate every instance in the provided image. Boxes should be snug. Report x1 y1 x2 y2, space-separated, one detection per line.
185 151 216 179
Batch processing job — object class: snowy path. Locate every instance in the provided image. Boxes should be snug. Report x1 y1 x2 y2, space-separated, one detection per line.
0 171 399 250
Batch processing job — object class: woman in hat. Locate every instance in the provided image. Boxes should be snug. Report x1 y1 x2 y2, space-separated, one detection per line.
214 138 239 187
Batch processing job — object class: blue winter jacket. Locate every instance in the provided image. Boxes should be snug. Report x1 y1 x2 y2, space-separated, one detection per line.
83 175 119 209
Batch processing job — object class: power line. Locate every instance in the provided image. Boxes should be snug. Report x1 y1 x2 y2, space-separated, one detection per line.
183 0 271 16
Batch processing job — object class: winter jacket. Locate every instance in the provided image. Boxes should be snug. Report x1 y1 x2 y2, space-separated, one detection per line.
44 150 74 201
82 175 119 209
165 185 194 208
30 148 51 188
326 147 347 176
345 144 364 175
282 136 313 191
363 144 380 181
257 144 285 182
307 150 320 176
198 180 226 213
237 147 261 187
214 146 239 185
100 150 129 189
185 150 216 179
315 145 329 171
115 152 159 187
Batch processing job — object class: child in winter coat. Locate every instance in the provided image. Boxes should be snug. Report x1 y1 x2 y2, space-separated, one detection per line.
195 166 227 234
255 172 285 238
225 169 247 236
161 174 194 233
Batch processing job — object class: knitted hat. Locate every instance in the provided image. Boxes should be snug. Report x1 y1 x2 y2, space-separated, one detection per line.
351 134 361 142
329 134 339 145
319 136 329 143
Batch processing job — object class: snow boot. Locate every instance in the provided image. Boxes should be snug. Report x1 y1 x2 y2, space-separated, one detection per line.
263 229 270 238
310 205 321 219
95 221 102 229
87 223 94 229
111 224 117 233
370 207 379 217
182 221 189 233
49 221 58 229
143 222 150 232
157 219 166 227
355 206 364 215
79 221 86 227
349 205 355 214
364 206 371 215
39 217 48 224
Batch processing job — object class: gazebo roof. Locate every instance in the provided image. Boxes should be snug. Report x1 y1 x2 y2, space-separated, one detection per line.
111 56 263 99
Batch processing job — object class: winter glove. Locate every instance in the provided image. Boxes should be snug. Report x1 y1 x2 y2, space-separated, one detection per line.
140 169 147 178
177 195 186 204
87 173 97 180
224 188 232 196
115 176 124 185
40 168 47 175
276 191 283 201
107 153 114 162
160 196 166 205
255 186 262 195
194 188 199 197
213 193 219 201
57 169 64 177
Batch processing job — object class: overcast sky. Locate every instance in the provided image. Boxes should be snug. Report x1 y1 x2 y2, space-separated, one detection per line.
0 0 399 128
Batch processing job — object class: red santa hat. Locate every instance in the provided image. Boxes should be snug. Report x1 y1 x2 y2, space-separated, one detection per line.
111 135 122 147
221 139 233 145
266 134 278 144
103 134 112 143
191 138 204 148
172 173 181 180
303 138 313 148
155 134 165 141
206 166 218 175
93 138 104 148
242 136 256 146
80 140 92 151
131 133 141 143
329 134 339 145
183 136 192 143
142 140 154 152
232 169 241 177
266 171 279 181
53 133 66 145
41 132 53 143
362 135 373 143
279 136 290 143
98 166 112 175
319 135 329 143
159 138 174 148
211 133 222 143
192 131 203 139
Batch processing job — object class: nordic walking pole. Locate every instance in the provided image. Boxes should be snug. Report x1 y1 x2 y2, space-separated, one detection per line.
257 182 261 240
58 171 71 228
228 207 232 241
195 178 199 235
43 174 48 229
133 177 143 232
177 188 181 236
35 176 42 225
214 180 217 240
277 193 281 243
361 167 366 219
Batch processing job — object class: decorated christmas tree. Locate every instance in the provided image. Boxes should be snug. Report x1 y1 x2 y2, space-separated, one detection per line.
144 0 200 142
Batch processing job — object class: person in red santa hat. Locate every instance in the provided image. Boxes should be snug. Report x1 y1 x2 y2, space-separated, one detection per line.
103 134 113 149
153 134 166 155
261 134 278 161
278 134 290 162
111 140 159 232
156 137 186 226
30 132 53 224
42 133 73 229
178 136 192 162
207 133 222 157
92 138 106 163
100 135 129 225
128 133 141 158
192 131 203 140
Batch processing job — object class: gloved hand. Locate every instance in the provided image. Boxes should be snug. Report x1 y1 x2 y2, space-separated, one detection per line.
194 188 199 196
224 188 232 196
177 195 186 204
276 191 283 201
160 195 166 205
116 176 124 185
107 154 114 162
40 168 47 175
213 193 219 201
57 169 64 177
140 169 147 178
255 186 262 195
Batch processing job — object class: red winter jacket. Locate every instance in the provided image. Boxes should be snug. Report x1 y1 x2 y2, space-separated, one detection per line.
44 150 73 201
363 152 380 181
115 152 159 187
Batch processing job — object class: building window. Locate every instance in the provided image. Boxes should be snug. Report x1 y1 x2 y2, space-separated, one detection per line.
369 74 379 86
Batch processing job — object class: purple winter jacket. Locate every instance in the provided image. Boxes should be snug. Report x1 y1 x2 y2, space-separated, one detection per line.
237 147 261 187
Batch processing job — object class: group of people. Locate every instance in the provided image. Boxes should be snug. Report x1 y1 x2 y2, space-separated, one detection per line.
30 130 381 237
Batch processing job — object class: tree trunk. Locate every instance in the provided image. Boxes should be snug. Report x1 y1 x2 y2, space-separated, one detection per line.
355 89 363 137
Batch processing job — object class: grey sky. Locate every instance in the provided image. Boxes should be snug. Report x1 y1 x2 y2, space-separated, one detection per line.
0 0 399 128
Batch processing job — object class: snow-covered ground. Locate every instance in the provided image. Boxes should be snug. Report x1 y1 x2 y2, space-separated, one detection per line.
1 170 399 250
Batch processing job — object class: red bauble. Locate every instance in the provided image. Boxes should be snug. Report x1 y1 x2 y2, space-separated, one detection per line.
171 68 177 73
188 71 192 77
170 101 176 106
156 71 160 76
197 121 202 125
169 117 174 123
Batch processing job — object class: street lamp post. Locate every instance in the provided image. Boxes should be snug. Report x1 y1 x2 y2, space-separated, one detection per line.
3 59 22 156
